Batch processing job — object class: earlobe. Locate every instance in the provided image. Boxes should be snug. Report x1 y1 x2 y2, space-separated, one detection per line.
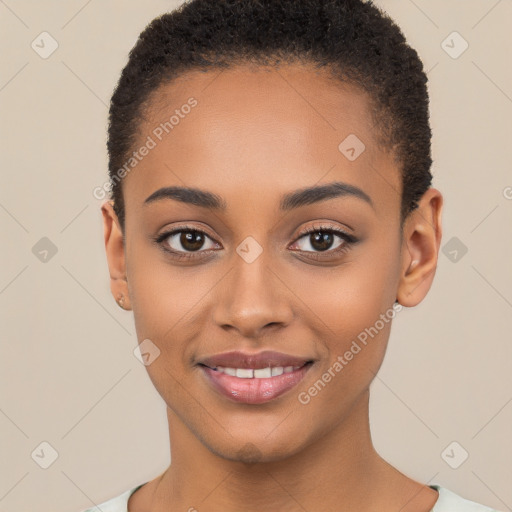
396 188 443 307
101 200 132 311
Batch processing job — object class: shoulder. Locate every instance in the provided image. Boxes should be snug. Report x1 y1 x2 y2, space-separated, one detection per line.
78 484 144 512
431 485 500 512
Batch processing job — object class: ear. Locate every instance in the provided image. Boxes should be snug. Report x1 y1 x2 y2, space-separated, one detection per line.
101 200 132 310
396 187 443 307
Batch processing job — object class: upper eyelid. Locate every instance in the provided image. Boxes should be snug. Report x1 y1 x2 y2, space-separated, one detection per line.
159 224 351 238
158 224 355 249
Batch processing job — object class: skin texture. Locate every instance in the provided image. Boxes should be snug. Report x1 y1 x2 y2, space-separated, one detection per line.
102 63 443 512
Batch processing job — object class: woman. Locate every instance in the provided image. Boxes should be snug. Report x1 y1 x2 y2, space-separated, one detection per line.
85 0 499 510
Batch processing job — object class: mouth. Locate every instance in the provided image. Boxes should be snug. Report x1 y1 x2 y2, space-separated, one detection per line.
197 351 315 404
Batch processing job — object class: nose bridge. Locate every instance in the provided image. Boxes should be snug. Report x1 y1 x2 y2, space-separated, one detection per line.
212 235 292 337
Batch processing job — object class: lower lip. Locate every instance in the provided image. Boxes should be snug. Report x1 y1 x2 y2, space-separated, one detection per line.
200 363 313 404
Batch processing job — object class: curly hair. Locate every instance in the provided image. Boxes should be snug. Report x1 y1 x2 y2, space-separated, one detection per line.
107 0 433 232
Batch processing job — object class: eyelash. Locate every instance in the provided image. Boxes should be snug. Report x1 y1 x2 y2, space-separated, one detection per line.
153 223 358 262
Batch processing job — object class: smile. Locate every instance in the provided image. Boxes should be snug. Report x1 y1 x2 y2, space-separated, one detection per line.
199 360 314 404
209 365 304 378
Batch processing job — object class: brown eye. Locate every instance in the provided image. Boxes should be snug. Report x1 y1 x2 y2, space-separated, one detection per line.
177 231 206 251
292 228 355 253
288 223 359 261
306 231 337 252
156 227 220 258
164 230 217 252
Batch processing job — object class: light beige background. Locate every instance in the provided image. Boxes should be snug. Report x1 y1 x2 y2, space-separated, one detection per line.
1 1 511 511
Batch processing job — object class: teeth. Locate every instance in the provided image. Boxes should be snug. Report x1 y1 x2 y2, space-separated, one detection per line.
212 365 303 378
253 367 272 378
236 368 253 378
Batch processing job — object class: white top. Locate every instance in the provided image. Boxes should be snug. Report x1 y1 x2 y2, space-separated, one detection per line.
79 484 500 511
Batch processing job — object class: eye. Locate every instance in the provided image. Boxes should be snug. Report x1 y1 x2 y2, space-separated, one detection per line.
289 223 357 258
154 226 220 260
153 222 358 262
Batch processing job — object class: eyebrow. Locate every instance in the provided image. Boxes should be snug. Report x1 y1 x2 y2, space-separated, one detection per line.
143 181 374 211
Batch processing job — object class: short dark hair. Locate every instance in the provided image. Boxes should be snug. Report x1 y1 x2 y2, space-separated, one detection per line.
107 0 433 232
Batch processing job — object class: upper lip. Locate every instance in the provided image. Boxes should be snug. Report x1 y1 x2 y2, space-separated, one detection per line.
198 350 313 369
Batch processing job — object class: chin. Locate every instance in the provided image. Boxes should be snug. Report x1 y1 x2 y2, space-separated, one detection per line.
200 427 313 465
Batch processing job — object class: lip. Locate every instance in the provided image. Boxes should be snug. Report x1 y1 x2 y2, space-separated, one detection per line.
197 350 314 404
198 350 313 369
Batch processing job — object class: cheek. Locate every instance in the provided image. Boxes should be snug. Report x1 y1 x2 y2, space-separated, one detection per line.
128 248 207 337
128 266 196 411
302 258 398 344
296 246 400 382
296 284 394 419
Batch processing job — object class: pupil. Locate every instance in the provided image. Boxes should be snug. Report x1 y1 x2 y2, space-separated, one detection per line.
181 231 204 251
311 231 333 251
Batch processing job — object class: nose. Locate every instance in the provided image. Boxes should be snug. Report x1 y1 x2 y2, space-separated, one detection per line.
212 249 294 339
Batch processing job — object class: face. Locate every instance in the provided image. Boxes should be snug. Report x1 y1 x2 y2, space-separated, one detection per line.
102 63 442 463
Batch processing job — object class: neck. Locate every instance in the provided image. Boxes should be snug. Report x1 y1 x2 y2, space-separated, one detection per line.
146 390 426 512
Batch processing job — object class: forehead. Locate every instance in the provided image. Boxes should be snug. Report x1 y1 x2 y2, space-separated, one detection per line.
124 63 401 219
